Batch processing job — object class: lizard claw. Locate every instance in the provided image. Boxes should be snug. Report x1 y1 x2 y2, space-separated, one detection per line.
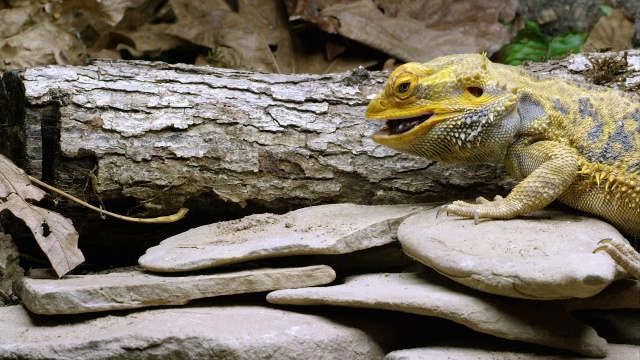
437 201 482 224
436 204 449 218
598 238 613 246
593 238 613 253
592 238 640 279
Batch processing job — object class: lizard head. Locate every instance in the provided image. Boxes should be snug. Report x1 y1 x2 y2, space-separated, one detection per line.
366 54 519 162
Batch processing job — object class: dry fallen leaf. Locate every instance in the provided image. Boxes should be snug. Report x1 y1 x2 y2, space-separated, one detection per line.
0 6 33 39
285 0 345 33
0 4 86 73
109 23 185 58
374 0 517 48
0 155 84 277
50 0 164 33
583 8 634 52
167 0 280 72
238 0 294 73
241 0 377 73
321 0 495 63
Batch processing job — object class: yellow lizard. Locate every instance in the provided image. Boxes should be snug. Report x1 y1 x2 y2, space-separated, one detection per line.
366 53 640 279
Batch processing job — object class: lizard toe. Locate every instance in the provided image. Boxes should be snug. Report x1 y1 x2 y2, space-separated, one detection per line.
436 204 449 218
476 196 491 204
593 239 640 279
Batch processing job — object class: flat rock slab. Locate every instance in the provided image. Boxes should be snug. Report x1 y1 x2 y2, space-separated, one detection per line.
564 279 640 310
398 207 628 300
575 310 640 346
139 203 429 272
13 265 335 315
385 344 639 360
0 304 387 360
267 272 606 357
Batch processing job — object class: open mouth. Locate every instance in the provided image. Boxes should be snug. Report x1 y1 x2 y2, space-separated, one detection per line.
383 112 434 135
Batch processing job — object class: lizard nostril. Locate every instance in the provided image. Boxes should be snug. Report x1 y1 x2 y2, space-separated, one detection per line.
378 100 388 109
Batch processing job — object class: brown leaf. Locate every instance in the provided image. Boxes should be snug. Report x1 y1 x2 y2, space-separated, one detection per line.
321 0 495 63
0 156 45 202
167 0 280 72
0 6 33 39
0 11 86 73
374 0 517 47
237 0 370 74
0 155 84 277
583 9 634 52
50 0 162 32
290 35 378 74
104 23 185 58
238 0 294 73
285 0 343 33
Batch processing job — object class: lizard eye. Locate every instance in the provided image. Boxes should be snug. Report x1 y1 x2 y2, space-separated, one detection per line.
466 87 484 97
396 82 411 93
391 70 418 100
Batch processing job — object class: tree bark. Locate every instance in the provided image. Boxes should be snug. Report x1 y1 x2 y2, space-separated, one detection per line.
1 51 636 265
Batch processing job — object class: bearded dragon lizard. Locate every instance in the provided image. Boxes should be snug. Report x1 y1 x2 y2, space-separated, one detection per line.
366 53 640 279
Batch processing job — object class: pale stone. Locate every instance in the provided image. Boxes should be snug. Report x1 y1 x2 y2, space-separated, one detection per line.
0 232 23 295
14 265 335 315
576 310 640 346
564 279 640 310
267 272 607 357
139 203 429 272
0 304 388 359
385 344 639 360
398 207 628 300
318 242 420 275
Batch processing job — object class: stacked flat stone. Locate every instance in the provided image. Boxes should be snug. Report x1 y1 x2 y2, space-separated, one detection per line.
13 203 426 315
4 203 640 358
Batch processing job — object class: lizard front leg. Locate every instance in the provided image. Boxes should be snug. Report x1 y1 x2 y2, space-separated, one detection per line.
441 140 579 222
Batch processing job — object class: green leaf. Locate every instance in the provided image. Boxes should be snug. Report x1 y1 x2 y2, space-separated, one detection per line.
548 32 588 59
512 20 549 47
502 43 547 65
499 19 587 65
500 20 549 65
598 4 613 16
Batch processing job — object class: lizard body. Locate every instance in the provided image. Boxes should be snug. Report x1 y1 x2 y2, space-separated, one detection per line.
366 53 640 278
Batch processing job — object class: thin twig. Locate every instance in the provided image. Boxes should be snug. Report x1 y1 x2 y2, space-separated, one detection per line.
28 176 188 223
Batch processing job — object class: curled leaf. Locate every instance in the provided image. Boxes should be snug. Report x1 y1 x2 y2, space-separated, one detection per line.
0 194 84 278
320 0 495 63
167 0 280 72
0 155 84 277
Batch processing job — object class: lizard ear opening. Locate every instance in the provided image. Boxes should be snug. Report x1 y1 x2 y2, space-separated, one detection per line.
466 86 484 97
